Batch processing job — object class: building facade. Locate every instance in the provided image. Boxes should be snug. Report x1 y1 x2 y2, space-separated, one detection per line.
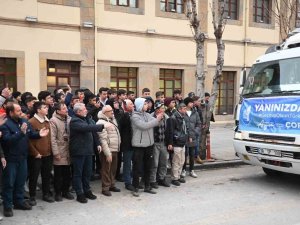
0 0 297 117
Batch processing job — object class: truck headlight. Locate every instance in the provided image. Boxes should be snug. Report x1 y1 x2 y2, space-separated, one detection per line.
234 131 243 140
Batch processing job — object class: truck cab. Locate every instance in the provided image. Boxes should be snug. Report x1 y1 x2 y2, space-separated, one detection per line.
233 33 300 175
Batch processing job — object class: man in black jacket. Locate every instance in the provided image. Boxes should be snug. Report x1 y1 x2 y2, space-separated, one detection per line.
69 103 105 204
165 103 188 186
0 103 49 217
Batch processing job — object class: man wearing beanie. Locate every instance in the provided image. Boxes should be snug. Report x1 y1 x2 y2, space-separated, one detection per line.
182 97 201 178
164 97 176 117
130 98 163 197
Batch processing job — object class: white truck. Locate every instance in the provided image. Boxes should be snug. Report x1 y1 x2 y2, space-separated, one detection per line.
233 32 300 175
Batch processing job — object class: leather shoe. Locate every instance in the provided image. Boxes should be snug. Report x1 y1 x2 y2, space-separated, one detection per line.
3 207 13 217
171 180 181 186
102 190 112 197
55 194 62 202
14 201 32 210
43 194 54 203
150 182 159 189
158 179 170 187
85 191 97 200
109 186 121 192
77 194 87 203
62 192 74 200
28 197 37 206
144 188 157 194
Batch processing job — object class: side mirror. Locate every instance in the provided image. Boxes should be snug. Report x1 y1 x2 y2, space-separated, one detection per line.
239 68 247 87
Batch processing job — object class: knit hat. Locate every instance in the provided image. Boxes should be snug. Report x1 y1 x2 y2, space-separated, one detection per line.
134 97 146 112
164 97 174 107
184 97 194 106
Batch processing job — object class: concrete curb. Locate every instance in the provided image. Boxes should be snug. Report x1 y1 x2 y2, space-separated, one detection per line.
193 159 246 170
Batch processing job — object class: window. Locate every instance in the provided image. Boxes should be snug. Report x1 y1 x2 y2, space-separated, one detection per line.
110 0 137 7
253 0 271 24
160 0 184 14
216 71 235 115
47 60 80 94
159 69 182 97
224 0 238 20
110 67 137 93
0 58 17 92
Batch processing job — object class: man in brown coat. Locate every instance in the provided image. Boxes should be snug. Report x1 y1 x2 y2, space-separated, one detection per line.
28 101 53 205
50 102 74 202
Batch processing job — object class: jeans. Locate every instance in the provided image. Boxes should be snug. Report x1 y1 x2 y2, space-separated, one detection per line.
28 155 52 197
183 146 196 172
2 159 27 209
71 155 93 196
150 143 168 182
123 150 134 186
132 146 154 189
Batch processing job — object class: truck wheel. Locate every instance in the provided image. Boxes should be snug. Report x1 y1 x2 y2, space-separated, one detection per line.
262 167 279 176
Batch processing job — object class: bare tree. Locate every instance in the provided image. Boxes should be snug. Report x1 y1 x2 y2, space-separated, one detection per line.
209 0 226 114
185 0 207 99
269 0 298 41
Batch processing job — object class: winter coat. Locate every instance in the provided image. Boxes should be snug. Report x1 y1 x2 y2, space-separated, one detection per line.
184 109 201 147
165 110 188 147
86 103 101 123
50 112 71 165
119 112 132 151
0 117 40 162
131 111 159 148
69 115 104 156
152 112 169 144
28 114 52 157
96 112 121 157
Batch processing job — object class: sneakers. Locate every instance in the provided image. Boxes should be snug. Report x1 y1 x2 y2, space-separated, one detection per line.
178 177 186 183
85 191 97 200
171 180 181 186
181 169 186 177
125 184 135 191
3 207 13 217
55 194 63 202
62 192 74 200
150 182 159 189
144 187 157 194
102 190 112 197
132 188 139 197
190 170 198 178
158 179 170 187
42 194 54 203
109 186 121 192
77 194 88 203
14 201 32 210
28 197 37 206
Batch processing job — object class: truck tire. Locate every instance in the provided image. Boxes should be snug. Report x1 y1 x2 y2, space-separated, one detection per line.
262 167 280 176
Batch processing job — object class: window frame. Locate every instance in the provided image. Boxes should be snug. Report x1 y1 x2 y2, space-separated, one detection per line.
110 67 138 94
110 0 138 8
224 0 238 20
0 58 17 92
159 69 182 98
253 0 271 24
160 0 184 14
47 60 80 93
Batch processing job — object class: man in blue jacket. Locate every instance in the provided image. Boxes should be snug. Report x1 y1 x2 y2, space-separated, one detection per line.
0 103 49 217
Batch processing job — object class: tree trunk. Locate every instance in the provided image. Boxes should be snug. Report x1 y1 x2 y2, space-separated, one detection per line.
195 33 206 100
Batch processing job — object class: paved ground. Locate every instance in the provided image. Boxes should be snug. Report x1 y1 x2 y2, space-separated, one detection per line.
2 165 300 225
209 121 238 161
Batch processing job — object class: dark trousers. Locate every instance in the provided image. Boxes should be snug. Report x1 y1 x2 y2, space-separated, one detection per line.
54 165 72 195
2 159 27 209
183 147 195 172
115 151 123 179
123 150 134 186
28 155 52 197
72 155 93 195
100 152 118 191
132 146 153 189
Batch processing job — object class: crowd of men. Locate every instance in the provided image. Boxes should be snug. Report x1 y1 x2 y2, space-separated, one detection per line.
0 85 214 218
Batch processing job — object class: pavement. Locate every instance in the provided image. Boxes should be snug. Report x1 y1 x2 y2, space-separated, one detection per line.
194 120 245 170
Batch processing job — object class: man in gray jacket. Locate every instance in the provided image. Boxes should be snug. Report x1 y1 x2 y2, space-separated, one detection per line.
131 97 163 197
